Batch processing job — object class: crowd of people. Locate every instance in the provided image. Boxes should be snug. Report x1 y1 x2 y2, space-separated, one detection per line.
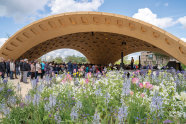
0 56 179 83
0 57 110 83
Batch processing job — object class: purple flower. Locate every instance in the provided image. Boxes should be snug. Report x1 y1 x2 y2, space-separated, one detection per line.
0 87 4 92
95 88 102 96
33 93 40 106
49 114 52 117
54 114 61 124
76 100 82 109
93 111 100 124
70 107 78 120
25 94 32 104
19 102 26 108
44 97 48 101
31 79 38 89
7 89 12 92
8 96 16 105
17 83 21 91
118 105 128 123
121 79 130 96
0 103 10 116
151 95 163 113
44 103 51 111
3 79 8 84
49 94 56 107
163 120 173 124
37 84 45 92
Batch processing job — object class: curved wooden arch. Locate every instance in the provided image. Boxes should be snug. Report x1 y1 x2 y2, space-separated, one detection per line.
0 12 185 64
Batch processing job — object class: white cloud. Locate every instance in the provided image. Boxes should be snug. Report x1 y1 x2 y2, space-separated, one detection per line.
181 38 186 42
42 49 85 60
132 8 177 28
49 0 104 14
0 0 49 22
178 16 186 28
0 0 104 22
127 52 141 61
164 3 169 7
0 38 7 47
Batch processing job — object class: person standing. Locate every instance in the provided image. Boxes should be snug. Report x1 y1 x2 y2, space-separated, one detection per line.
20 59 24 82
10 59 15 79
30 62 35 80
23 59 30 83
6 59 10 77
73 62 78 73
15 60 20 79
131 57 134 70
0 57 6 79
67 61 73 74
41 61 45 79
35 61 41 79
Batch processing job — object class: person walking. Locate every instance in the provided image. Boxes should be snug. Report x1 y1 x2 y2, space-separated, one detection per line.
10 59 15 79
0 57 6 79
131 57 134 70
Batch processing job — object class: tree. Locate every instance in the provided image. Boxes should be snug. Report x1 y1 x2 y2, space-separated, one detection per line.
154 52 169 65
65 55 88 63
54 57 63 63
134 60 139 65
115 56 130 65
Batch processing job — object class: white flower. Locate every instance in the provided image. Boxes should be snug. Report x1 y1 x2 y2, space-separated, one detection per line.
153 85 159 91
175 92 186 105
56 77 62 82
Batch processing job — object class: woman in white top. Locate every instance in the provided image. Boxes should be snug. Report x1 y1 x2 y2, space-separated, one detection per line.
35 62 41 79
10 60 15 79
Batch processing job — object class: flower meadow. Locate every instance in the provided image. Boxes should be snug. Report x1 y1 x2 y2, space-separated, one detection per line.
0 69 186 123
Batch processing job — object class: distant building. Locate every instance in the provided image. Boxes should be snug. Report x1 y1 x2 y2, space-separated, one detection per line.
141 51 173 66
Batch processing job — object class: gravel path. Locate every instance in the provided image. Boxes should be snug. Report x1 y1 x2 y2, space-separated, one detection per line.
8 76 32 98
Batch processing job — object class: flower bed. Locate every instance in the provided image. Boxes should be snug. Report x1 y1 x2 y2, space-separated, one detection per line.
0 69 185 123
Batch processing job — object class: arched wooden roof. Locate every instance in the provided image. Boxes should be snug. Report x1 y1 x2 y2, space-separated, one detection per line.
0 12 185 64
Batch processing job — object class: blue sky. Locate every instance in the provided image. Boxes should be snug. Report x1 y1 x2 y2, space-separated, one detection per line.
0 0 186 60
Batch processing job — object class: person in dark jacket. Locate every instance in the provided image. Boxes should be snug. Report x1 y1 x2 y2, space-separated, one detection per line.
67 61 73 74
23 59 30 83
15 60 20 79
73 62 78 73
6 59 10 77
57 64 61 74
0 57 6 79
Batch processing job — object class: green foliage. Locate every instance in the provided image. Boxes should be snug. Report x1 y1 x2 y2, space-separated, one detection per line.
0 80 16 103
0 70 185 123
65 55 88 63
115 56 130 64
134 60 139 65
181 63 186 70
154 52 169 58
53 56 63 63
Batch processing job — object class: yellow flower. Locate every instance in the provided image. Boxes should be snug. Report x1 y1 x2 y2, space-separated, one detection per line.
68 72 69 74
77 72 78 74
148 70 152 75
